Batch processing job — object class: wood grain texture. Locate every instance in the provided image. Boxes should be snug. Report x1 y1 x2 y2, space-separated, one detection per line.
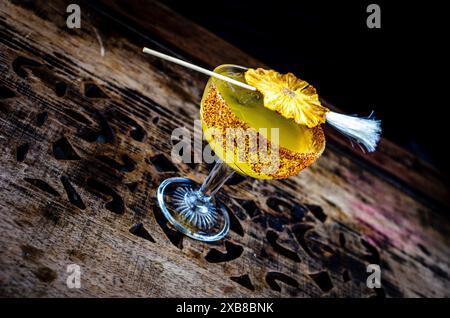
0 0 449 298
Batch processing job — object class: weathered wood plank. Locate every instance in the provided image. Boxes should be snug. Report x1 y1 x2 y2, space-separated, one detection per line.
0 0 449 298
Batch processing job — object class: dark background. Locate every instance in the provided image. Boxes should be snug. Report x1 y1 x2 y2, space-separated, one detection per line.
162 0 447 176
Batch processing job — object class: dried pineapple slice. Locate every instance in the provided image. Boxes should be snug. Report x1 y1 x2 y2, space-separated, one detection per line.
245 68 329 128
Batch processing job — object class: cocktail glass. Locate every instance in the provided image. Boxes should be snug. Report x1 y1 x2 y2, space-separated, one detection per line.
157 65 325 242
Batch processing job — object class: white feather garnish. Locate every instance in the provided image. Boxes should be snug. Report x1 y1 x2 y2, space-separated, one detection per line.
325 111 381 152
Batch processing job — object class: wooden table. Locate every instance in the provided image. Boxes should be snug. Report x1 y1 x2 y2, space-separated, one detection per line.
1 0 449 297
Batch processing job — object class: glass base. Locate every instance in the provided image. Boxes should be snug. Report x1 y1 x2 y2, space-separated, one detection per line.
156 177 230 242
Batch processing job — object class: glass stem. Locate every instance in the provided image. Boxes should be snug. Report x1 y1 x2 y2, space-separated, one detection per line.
199 160 235 197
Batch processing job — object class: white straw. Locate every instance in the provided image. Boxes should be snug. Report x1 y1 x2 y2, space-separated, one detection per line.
142 47 256 91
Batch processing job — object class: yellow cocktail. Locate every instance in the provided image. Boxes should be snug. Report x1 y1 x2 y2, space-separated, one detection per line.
200 65 325 179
